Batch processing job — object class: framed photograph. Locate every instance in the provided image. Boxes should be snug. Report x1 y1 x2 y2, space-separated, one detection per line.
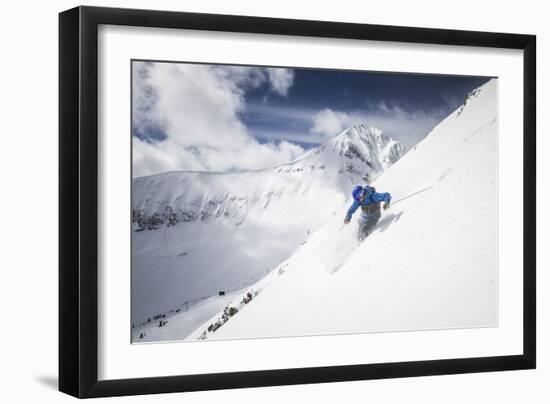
59 6 536 398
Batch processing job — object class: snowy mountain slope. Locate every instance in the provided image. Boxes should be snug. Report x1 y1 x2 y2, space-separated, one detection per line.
188 79 498 341
132 125 406 341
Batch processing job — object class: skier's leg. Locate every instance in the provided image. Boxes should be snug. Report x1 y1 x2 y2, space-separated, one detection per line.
358 213 368 242
363 216 374 238
363 212 381 238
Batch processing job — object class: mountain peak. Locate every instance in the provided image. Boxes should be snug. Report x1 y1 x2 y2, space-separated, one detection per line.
346 122 380 133
325 124 406 178
337 123 382 139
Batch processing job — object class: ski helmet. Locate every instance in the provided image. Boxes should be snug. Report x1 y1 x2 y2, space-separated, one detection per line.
352 185 365 202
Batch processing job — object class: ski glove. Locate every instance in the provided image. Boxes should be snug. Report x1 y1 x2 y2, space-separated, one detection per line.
383 202 390 210
344 217 350 224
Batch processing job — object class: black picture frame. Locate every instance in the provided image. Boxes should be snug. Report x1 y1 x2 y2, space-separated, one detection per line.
59 6 536 398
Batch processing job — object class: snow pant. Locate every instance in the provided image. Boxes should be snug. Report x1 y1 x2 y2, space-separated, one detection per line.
358 212 381 242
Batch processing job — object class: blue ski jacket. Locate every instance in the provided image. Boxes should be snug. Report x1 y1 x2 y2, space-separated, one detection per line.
345 187 391 220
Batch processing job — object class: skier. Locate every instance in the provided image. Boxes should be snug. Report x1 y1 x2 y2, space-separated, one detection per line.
344 185 391 241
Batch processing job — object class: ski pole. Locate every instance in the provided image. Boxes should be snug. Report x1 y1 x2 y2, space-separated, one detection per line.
391 185 434 207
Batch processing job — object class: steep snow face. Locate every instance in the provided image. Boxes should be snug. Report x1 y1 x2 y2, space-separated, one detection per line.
132 124 405 341
189 79 498 341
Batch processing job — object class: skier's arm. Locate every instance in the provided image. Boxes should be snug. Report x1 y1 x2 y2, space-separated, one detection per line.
345 200 361 221
371 191 391 203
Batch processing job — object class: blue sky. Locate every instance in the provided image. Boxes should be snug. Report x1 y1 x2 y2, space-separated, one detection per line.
132 61 490 177
241 68 489 148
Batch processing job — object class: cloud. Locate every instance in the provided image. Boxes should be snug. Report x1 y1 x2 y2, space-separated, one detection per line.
250 127 329 146
132 62 301 177
310 104 445 147
310 109 354 139
266 68 294 96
